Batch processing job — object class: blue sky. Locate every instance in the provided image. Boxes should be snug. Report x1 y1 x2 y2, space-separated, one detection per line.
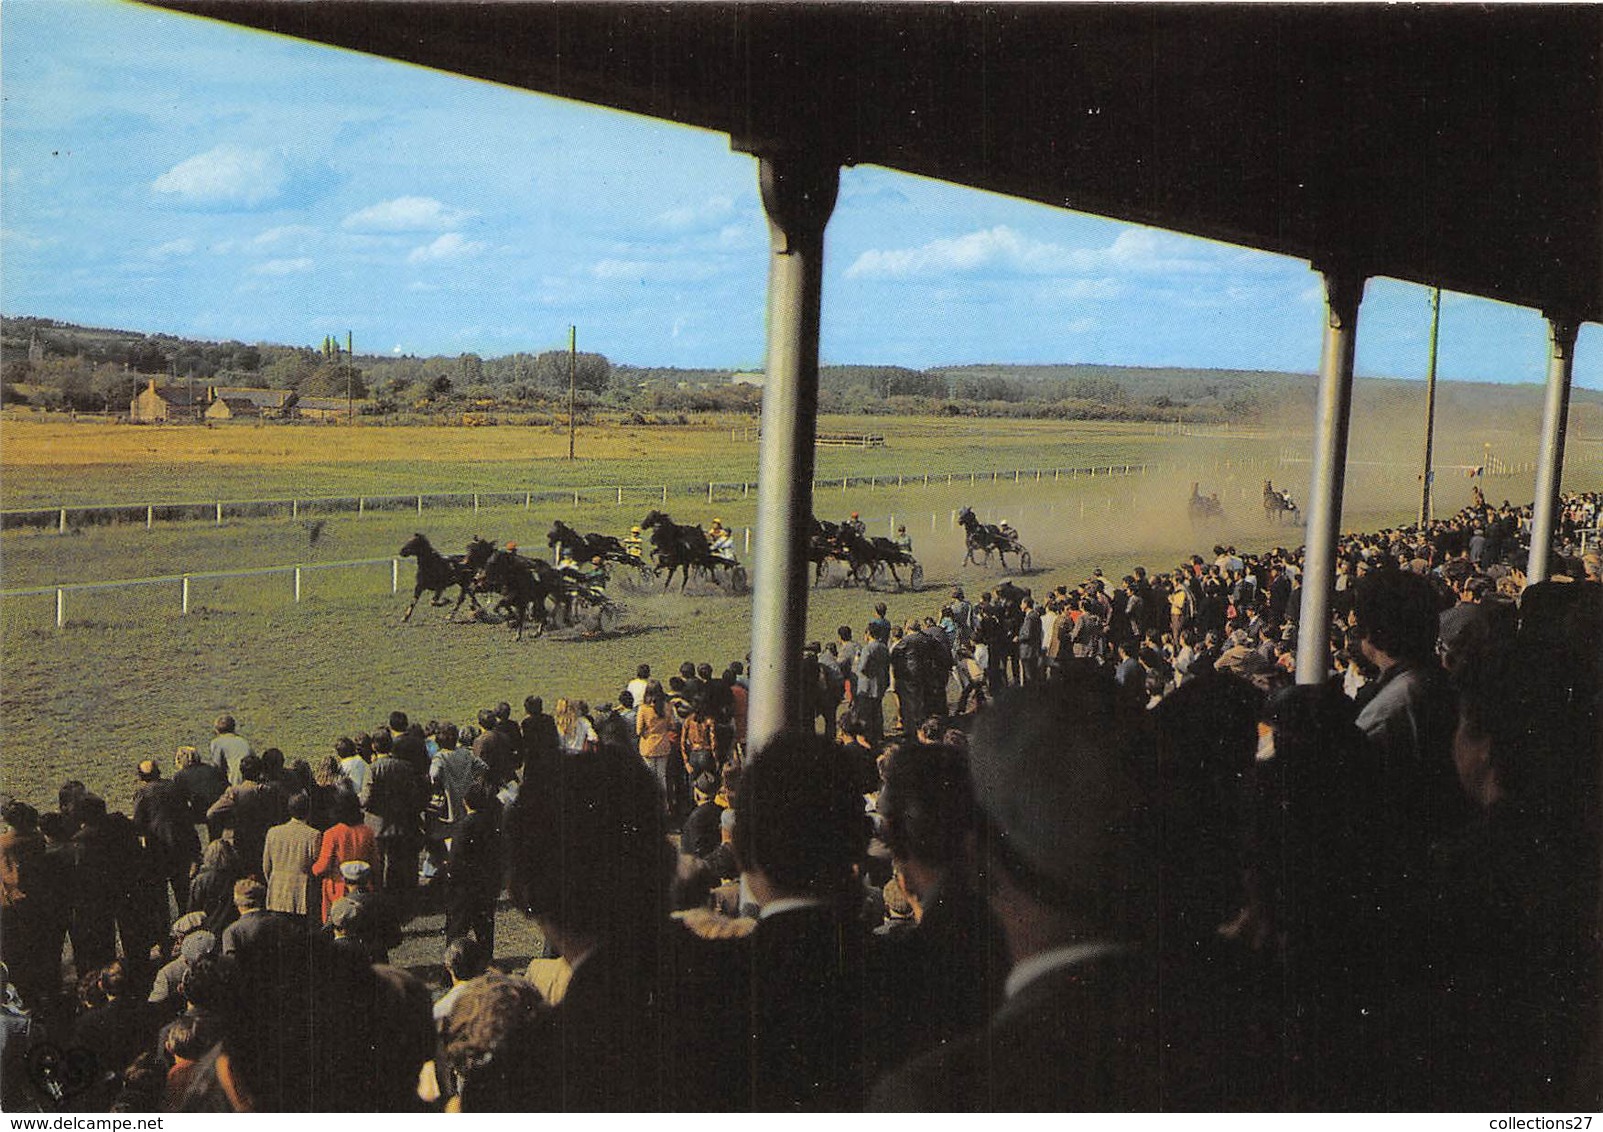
3 0 1599 388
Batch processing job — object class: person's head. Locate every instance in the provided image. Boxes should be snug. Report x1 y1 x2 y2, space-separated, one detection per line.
838 625 853 642
618 689 634 709
552 698 577 732
967 675 1155 960
874 602 888 617
440 974 554 1111
644 679 665 708
2 800 39 835
175 745 199 771
495 702 512 722
201 837 240 873
286 792 310 822
215 714 236 736
238 753 263 783
635 664 651 681
734 734 872 905
444 935 490 985
136 759 160 783
163 1010 223 1065
438 722 460 751
233 878 266 913
388 711 409 734
878 744 978 914
260 748 285 780
1353 568 1444 668
478 708 498 731
339 860 374 891
505 745 672 955
72 794 107 827
58 780 87 815
524 695 543 717
333 736 356 762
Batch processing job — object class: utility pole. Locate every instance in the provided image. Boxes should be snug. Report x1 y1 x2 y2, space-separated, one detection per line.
347 330 354 424
567 325 577 460
1418 287 1441 527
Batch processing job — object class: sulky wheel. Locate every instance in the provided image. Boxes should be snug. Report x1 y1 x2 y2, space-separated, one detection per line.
910 563 924 590
1018 549 1033 572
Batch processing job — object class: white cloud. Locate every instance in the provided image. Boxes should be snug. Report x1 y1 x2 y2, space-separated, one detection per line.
844 224 1249 282
251 224 319 250
250 257 313 276
153 145 287 207
592 258 718 283
407 232 487 263
654 195 734 231
343 196 469 232
150 238 196 258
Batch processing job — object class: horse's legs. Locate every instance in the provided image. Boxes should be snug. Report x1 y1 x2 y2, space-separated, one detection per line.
403 581 429 622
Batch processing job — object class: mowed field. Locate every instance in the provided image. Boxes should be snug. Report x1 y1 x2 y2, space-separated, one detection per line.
1 411 1586 815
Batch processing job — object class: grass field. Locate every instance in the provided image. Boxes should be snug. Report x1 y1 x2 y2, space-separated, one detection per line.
2 412 1595 817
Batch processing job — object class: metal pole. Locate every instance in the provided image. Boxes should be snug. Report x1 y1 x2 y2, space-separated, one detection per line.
567 325 577 460
1295 268 1366 685
1418 287 1441 527
747 153 838 750
1527 313 1580 582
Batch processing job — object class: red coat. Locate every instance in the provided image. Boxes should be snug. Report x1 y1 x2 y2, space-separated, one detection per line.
312 821 375 923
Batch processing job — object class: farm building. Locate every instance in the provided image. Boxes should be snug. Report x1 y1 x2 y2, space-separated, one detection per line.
129 378 207 423
204 386 295 420
294 395 364 421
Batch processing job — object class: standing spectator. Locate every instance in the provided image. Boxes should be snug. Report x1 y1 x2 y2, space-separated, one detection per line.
679 697 721 779
209 714 252 786
312 790 376 923
132 759 201 915
171 746 227 845
472 709 516 786
836 626 860 700
520 696 560 781
262 792 321 919
853 623 891 745
613 691 641 759
335 736 369 797
636 680 677 798
390 711 430 778
361 732 424 899
1 800 62 1010
431 723 488 844
553 697 599 756
492 702 524 776
305 756 346 831
71 796 157 980
206 753 274 874
626 665 652 712
187 839 243 936
444 783 503 954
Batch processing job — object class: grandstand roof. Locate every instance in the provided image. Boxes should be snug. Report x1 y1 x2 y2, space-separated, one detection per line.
148 2 1600 323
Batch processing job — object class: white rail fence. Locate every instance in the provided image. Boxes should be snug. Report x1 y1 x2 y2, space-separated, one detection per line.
4 457 1277 533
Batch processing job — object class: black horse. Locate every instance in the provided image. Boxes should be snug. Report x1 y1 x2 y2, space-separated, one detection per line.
547 520 635 567
865 536 923 591
474 549 566 640
640 510 736 591
956 507 1032 572
399 533 486 622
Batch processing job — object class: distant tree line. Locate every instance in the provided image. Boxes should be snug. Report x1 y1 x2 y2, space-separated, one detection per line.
4 313 1473 425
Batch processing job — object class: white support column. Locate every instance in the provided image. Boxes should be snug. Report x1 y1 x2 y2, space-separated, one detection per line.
746 152 838 751
1526 313 1580 583
1295 267 1366 685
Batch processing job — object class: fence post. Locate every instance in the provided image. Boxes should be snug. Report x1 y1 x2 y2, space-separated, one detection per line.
744 527 751 555
617 487 624 505
744 482 750 498
662 486 668 505
146 505 154 530
392 559 400 594
525 492 532 510
358 497 366 516
930 511 936 532
708 482 715 504
292 499 299 520
472 493 479 514
418 495 424 515
56 588 65 629
1014 470 1021 483
573 489 580 506
181 575 190 615
58 508 67 534
294 566 302 603
215 502 223 527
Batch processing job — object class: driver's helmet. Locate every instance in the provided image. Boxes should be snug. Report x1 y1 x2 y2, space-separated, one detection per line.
631 526 642 534
506 542 519 552
851 512 860 520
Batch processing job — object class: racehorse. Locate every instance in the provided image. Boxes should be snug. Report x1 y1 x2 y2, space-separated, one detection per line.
399 533 485 622
474 549 564 640
1188 482 1225 524
865 536 923 591
956 507 1032 572
640 510 737 591
1262 480 1300 525
547 520 635 567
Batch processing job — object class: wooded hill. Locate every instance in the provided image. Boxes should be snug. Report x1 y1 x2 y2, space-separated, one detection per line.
3 315 1597 428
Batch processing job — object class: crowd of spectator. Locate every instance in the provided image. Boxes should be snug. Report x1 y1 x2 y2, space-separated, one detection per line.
0 488 1597 1111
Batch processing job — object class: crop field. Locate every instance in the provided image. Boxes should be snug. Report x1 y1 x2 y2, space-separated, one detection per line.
1 411 1591 819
